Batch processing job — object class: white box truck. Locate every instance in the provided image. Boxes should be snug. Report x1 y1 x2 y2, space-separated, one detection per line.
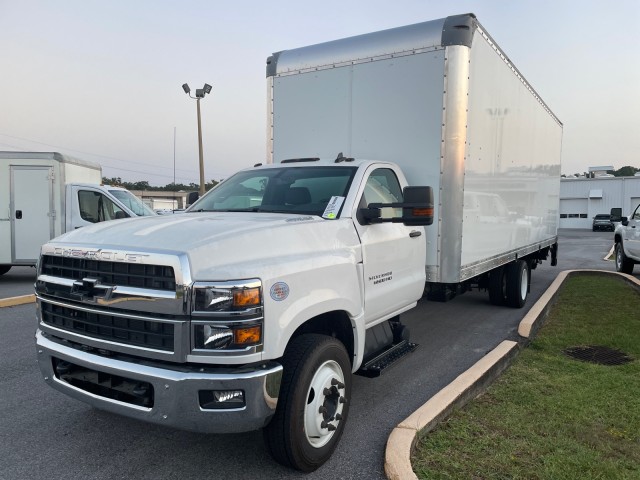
33 14 561 471
0 151 156 274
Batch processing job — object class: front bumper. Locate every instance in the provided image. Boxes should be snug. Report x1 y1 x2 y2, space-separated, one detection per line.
35 330 282 433
593 223 613 231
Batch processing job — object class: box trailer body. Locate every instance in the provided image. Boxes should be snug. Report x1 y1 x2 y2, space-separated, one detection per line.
267 13 562 285
0 152 154 270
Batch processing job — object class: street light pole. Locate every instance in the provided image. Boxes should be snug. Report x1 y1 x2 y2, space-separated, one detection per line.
196 97 205 196
182 82 212 197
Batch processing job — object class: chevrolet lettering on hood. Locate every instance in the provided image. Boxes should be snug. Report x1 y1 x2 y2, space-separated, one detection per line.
46 246 150 263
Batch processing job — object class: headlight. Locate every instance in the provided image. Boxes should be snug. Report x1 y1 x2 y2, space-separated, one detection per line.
191 279 263 352
193 280 262 312
193 323 262 350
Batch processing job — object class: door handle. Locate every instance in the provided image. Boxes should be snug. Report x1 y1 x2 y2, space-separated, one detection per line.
15 210 22 219
409 230 422 238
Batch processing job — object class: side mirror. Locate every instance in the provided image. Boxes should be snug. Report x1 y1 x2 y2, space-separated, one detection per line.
621 217 629 227
610 207 622 223
187 191 199 206
360 186 434 226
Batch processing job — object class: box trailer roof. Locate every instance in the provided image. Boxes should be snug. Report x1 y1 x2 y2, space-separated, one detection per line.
0 151 101 171
267 13 560 126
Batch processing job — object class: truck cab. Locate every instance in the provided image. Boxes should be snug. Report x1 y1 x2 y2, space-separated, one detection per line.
612 206 640 273
68 183 155 229
34 158 433 472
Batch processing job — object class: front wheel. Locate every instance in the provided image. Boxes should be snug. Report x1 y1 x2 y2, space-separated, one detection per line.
263 334 352 472
615 242 634 274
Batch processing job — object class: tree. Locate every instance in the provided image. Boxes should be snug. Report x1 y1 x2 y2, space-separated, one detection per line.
102 176 123 186
611 166 639 177
102 177 221 191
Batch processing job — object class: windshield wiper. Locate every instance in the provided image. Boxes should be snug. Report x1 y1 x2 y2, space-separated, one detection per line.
190 207 262 212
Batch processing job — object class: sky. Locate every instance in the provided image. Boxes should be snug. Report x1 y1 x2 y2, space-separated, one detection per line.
1 0 639 185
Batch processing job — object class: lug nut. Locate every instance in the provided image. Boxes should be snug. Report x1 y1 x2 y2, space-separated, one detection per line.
335 413 343 420
318 406 328 414
331 378 345 389
339 396 347 404
323 388 332 396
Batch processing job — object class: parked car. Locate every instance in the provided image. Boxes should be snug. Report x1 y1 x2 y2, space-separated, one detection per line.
592 214 614 231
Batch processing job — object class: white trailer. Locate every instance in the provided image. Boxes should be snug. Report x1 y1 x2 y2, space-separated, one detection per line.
0 151 155 273
267 13 562 305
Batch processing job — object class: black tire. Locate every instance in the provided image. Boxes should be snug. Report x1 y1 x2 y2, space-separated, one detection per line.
505 260 529 308
615 242 634 274
488 266 507 306
263 334 352 472
0 265 11 276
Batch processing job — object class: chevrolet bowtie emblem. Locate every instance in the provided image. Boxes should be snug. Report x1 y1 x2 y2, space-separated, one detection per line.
72 277 115 299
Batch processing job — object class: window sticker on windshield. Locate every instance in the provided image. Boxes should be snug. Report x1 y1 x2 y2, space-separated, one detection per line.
322 196 345 219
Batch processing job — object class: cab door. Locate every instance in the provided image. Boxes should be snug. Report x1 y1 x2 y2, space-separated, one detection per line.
627 204 640 258
352 166 426 325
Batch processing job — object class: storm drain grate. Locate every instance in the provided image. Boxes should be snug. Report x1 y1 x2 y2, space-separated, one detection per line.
563 345 634 366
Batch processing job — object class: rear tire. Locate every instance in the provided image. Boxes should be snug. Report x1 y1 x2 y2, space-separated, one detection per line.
505 260 529 308
263 334 351 472
615 242 634 274
488 266 507 306
0 265 11 276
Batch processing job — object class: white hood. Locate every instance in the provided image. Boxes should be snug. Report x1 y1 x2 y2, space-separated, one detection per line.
48 212 361 280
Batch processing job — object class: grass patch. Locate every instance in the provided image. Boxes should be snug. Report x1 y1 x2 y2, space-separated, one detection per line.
412 274 640 480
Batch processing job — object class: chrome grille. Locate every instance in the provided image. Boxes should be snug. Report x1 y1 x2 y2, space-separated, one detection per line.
40 255 176 291
41 300 175 351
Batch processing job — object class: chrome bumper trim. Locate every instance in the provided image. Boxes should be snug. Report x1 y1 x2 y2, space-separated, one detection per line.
36 330 283 433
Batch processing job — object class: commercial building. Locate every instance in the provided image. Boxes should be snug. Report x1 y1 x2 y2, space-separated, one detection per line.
559 175 640 229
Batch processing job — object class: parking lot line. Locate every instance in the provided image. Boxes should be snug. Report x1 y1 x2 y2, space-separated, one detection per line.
0 295 35 308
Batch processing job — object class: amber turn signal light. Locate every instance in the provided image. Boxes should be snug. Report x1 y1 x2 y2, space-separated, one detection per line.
233 288 261 307
233 325 262 345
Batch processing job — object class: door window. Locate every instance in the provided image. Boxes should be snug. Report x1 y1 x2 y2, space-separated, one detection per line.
360 168 403 221
78 190 127 223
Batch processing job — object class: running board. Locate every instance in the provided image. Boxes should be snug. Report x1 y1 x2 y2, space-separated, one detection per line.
355 340 418 378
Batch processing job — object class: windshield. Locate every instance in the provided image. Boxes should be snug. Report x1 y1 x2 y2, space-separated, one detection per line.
108 189 156 216
188 166 357 217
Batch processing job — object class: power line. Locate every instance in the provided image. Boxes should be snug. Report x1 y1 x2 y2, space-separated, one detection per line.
0 132 229 183
0 131 198 175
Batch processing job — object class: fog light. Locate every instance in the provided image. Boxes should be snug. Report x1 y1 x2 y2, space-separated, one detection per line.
199 390 245 410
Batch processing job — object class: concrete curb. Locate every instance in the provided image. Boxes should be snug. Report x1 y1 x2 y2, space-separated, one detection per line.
384 269 640 480
604 244 614 261
384 340 519 480
0 294 35 308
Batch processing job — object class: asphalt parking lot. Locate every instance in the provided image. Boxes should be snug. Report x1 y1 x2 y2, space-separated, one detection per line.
0 230 634 479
